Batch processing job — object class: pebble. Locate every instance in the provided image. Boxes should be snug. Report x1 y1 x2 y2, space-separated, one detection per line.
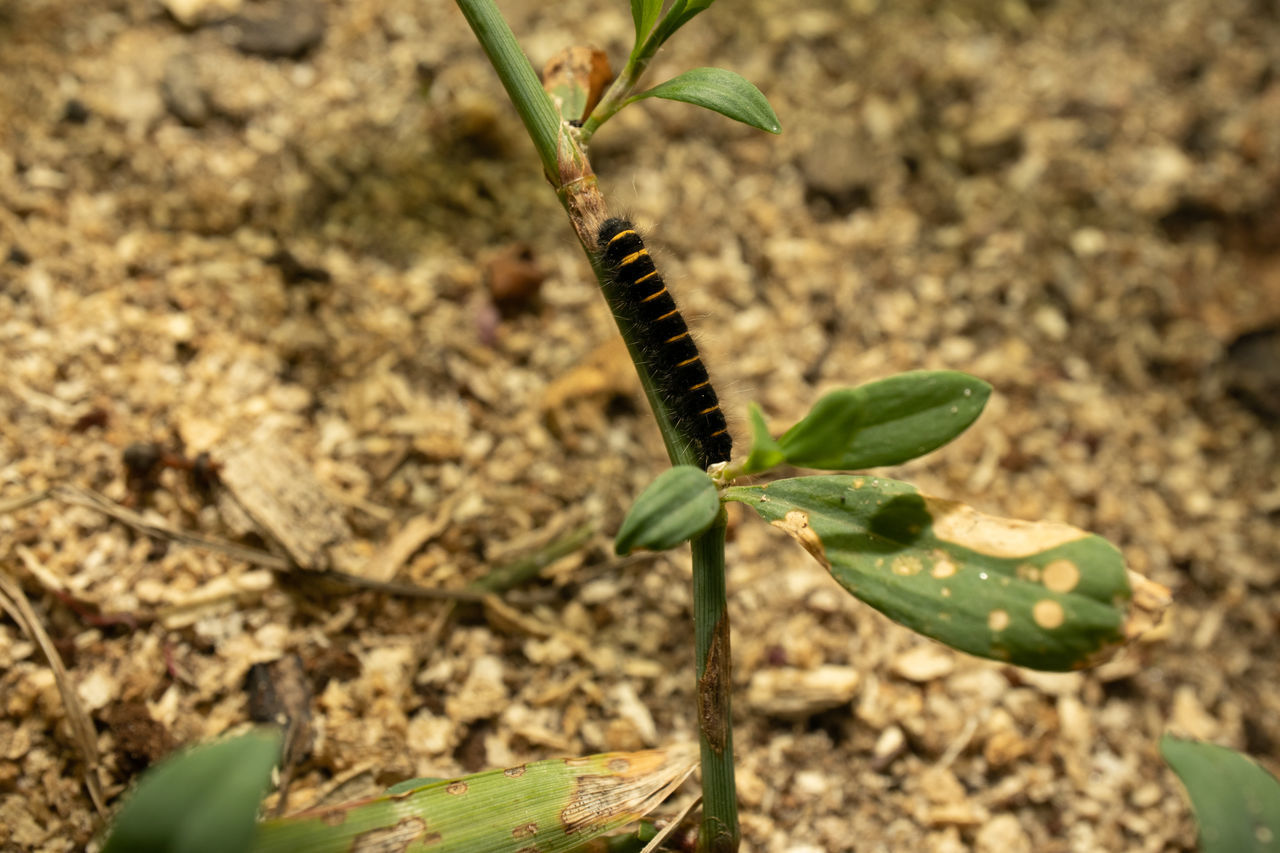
444 655 508 724
227 0 325 59
161 54 209 127
746 665 860 718
161 0 242 27
891 645 955 682
974 813 1032 853
871 724 907 769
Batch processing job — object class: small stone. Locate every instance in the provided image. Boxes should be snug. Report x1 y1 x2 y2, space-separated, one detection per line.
1131 781 1162 809
607 682 657 746
793 769 829 797
1170 684 1220 740
975 813 1032 853
161 0 242 28
919 765 966 806
963 109 1025 173
982 712 1031 768
797 120 881 219
891 645 955 683
162 54 210 127
61 99 90 125
228 0 325 59
76 668 116 712
1070 227 1107 258
746 665 860 718
1032 305 1069 342
871 724 907 769
485 243 545 316
925 828 968 853
445 655 508 723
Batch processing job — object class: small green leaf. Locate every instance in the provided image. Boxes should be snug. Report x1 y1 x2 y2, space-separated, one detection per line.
742 403 785 474
725 476 1136 671
777 371 990 470
615 465 721 556
630 0 663 49
645 0 717 51
103 729 282 853
634 67 780 134
1161 736 1280 853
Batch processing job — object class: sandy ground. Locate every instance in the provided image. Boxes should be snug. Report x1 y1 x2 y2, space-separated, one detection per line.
1 0 1278 850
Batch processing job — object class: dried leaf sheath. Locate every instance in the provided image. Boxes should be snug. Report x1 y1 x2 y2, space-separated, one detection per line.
252 743 698 853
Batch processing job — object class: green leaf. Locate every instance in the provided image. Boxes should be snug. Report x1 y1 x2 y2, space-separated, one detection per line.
725 475 1135 671
385 776 445 795
1161 736 1280 853
103 729 282 853
742 403 785 474
634 67 781 134
615 465 721 556
253 744 698 853
646 0 717 51
774 371 990 471
629 0 663 50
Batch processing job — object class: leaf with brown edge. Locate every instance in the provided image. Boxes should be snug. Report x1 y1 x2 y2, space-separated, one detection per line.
725 475 1168 672
542 47 612 124
252 744 698 853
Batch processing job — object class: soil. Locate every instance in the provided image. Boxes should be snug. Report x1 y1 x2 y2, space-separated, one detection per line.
1 0 1278 851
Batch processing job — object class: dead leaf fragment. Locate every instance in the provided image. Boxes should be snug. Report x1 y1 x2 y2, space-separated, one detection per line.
542 46 612 123
216 436 352 570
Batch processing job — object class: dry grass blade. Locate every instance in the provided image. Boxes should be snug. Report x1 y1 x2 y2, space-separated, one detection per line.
0 568 106 815
52 484 292 570
639 794 701 853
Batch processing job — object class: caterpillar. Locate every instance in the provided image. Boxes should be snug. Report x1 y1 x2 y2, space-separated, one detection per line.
595 217 732 469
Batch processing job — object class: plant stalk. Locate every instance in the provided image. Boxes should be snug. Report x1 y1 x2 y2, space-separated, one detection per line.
453 0 561 180
454 2 741 848
691 512 739 852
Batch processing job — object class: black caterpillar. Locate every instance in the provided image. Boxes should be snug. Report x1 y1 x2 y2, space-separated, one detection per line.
596 218 732 469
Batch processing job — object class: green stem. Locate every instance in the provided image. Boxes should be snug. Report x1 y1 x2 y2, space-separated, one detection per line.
454 2 741 849
691 512 739 852
578 23 666 142
453 0 562 179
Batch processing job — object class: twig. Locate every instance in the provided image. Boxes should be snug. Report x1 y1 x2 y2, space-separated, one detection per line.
52 485 292 571
0 568 107 815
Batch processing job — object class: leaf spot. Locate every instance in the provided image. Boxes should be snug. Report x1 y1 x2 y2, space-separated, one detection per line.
504 765 527 778
891 555 923 576
925 496 1088 558
1033 599 1065 629
445 780 469 795
607 758 631 772
1016 563 1041 582
988 609 1010 631
512 822 538 839
352 817 433 852
1043 559 1080 593
931 555 957 578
